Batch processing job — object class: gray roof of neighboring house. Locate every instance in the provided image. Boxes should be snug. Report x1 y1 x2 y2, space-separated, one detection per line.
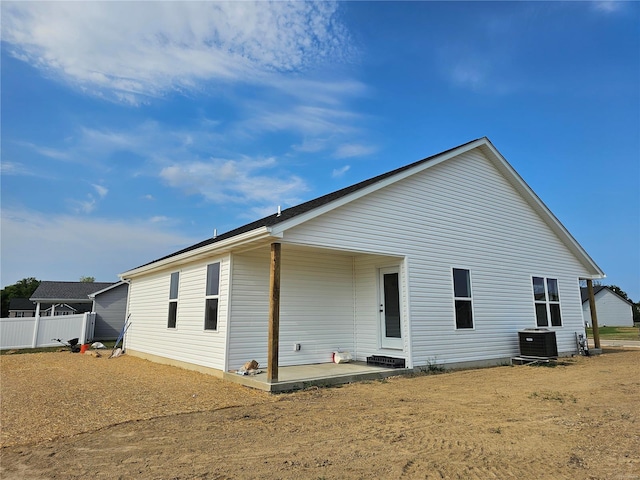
132 138 482 270
30 281 116 302
580 286 606 303
88 281 128 298
8 298 36 311
580 286 633 306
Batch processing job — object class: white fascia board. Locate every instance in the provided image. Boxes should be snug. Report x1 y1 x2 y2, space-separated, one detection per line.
270 138 488 237
87 281 126 299
120 227 273 279
479 141 605 278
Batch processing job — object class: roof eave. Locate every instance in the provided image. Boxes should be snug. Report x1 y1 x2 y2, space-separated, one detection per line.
87 281 127 299
29 298 93 303
120 226 274 279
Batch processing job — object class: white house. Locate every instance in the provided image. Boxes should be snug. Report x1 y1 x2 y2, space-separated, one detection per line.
120 138 604 388
581 286 634 327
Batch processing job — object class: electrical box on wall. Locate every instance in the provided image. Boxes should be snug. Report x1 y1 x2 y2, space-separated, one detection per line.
293 343 301 351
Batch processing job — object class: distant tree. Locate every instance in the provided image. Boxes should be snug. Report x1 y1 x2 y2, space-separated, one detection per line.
1 277 41 317
606 285 629 301
79 276 95 283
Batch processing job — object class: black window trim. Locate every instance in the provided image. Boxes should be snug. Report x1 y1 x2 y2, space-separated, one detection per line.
452 267 474 330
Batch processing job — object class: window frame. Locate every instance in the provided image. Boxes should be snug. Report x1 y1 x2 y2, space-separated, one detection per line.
531 276 562 327
204 262 220 331
452 267 474 330
168 271 179 329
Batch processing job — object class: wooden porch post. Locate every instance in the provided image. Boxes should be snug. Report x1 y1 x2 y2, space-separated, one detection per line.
586 279 601 349
268 243 281 382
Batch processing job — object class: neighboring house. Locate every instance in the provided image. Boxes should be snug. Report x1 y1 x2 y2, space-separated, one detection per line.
29 281 121 339
88 281 129 340
41 303 79 316
121 137 604 381
8 298 36 317
581 286 634 327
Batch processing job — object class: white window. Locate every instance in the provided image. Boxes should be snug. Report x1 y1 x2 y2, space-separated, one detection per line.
204 263 220 330
168 272 179 328
453 268 473 329
532 277 562 327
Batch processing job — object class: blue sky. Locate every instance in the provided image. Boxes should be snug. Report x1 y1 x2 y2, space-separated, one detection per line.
1 1 639 300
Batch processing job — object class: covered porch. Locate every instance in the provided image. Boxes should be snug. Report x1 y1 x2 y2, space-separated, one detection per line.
226 241 411 385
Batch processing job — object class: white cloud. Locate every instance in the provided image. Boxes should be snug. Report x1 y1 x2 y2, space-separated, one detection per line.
15 141 71 161
69 184 108 214
0 207 196 286
333 143 378 159
74 196 97 214
332 165 350 178
92 184 108 198
450 62 488 90
1 2 352 102
160 156 307 206
0 161 37 176
592 1 624 13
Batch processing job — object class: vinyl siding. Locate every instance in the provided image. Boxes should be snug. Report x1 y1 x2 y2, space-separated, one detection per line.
227 246 356 370
582 289 634 327
125 254 230 370
283 149 592 366
92 283 129 340
353 254 409 360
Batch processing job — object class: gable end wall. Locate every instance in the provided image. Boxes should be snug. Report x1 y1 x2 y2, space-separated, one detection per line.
283 149 593 366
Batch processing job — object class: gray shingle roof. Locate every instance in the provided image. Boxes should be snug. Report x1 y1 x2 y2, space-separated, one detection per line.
133 137 483 270
30 281 116 302
580 286 606 303
580 286 633 306
8 298 36 311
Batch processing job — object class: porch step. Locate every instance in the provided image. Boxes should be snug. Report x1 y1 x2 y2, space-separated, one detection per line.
366 355 406 368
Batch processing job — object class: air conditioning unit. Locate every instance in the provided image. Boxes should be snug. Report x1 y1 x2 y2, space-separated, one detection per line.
518 329 558 358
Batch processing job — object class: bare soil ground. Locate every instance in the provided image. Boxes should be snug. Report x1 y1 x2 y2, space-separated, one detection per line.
1 349 639 480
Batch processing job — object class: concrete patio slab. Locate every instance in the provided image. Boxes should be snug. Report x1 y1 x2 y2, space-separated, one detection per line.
223 361 412 393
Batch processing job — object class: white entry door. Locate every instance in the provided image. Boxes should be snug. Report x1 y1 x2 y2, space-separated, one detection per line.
379 267 403 350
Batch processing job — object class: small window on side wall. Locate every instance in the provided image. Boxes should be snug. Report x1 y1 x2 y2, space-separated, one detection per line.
205 263 220 330
168 272 179 328
453 268 473 329
532 277 562 327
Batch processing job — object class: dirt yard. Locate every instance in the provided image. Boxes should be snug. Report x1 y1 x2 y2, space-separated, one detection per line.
1 349 638 480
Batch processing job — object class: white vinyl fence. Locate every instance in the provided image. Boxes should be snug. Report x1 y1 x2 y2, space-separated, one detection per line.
0 313 96 350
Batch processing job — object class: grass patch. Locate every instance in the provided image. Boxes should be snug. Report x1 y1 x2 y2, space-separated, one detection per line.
529 390 577 404
411 358 446 376
586 326 640 340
